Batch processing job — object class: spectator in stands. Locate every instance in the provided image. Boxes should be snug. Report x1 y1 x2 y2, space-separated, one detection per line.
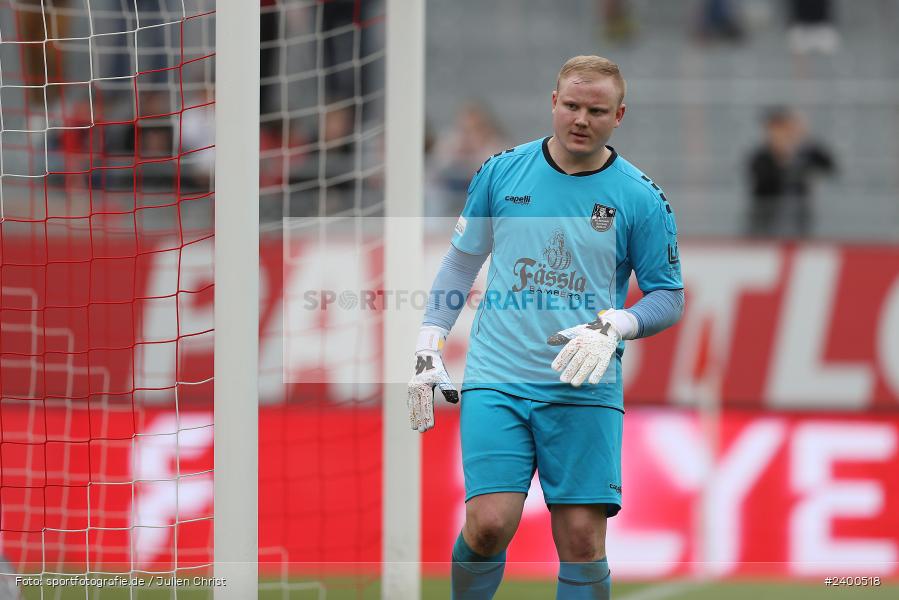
321 0 358 103
258 118 306 222
261 0 281 114
695 0 745 43
745 107 837 238
426 102 509 218
288 104 358 216
598 0 637 44
15 0 71 105
292 0 382 114
135 1 182 82
787 0 840 55
180 90 215 191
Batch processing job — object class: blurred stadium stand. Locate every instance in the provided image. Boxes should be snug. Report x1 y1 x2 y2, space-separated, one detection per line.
426 0 899 240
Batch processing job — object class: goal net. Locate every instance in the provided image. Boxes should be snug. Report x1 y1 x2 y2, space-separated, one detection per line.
0 0 216 595
1 0 399 597
260 0 387 596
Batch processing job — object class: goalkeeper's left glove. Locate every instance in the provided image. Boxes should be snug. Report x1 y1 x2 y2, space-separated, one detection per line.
407 325 459 433
547 309 637 387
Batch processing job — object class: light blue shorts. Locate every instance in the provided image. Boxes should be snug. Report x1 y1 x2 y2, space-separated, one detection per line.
460 388 623 516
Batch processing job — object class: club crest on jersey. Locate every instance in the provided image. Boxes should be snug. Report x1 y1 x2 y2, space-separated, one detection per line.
590 204 616 232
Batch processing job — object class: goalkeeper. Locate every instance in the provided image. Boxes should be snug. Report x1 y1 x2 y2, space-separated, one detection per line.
408 56 684 600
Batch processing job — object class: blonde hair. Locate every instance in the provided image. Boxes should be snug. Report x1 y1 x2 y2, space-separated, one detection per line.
556 55 626 104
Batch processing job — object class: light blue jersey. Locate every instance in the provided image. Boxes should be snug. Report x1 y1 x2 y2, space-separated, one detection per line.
452 138 682 409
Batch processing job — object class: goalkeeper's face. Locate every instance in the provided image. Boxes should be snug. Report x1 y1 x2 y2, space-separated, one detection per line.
551 74 625 159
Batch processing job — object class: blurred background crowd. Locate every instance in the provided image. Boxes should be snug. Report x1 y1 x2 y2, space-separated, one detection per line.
420 0 895 240
263 0 895 241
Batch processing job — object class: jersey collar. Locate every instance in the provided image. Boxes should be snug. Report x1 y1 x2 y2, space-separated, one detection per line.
542 136 618 176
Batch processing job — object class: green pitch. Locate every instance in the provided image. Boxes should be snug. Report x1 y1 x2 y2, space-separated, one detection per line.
335 579 898 599
19 578 899 599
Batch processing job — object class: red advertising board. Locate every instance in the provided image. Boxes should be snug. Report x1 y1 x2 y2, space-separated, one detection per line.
2 406 898 579
423 408 899 579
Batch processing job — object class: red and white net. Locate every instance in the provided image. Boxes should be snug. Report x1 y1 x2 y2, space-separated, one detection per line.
0 0 215 595
259 0 387 595
1 0 388 595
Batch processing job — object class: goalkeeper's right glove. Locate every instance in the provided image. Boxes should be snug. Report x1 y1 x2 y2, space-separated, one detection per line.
407 325 459 433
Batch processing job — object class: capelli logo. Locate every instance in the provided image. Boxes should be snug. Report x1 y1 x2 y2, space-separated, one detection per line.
504 195 531 205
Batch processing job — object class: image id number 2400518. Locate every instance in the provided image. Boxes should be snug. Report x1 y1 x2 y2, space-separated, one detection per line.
823 577 880 587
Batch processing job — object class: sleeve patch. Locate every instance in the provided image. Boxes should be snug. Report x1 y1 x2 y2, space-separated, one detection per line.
454 215 468 236
663 205 677 234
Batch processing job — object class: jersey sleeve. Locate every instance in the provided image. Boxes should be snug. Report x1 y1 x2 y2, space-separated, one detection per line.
450 159 494 255
629 187 683 292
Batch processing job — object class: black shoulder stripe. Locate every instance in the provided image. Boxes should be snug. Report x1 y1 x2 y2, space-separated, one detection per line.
640 174 660 190
476 147 516 175
475 155 493 175
659 192 671 211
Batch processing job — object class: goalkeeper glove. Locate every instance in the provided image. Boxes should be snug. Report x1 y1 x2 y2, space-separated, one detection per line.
547 309 637 387
407 325 459 433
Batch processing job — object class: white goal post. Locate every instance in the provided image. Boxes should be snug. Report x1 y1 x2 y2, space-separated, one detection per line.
0 0 420 596
214 2 259 599
382 0 426 598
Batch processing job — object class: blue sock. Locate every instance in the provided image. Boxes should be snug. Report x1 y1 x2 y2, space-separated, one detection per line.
451 531 506 600
556 558 611 600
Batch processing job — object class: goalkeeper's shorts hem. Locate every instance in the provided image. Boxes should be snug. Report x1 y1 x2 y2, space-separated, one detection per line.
544 496 622 518
464 486 531 503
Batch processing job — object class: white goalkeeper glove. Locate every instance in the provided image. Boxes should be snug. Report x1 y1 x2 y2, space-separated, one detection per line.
547 309 637 387
407 325 459 433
